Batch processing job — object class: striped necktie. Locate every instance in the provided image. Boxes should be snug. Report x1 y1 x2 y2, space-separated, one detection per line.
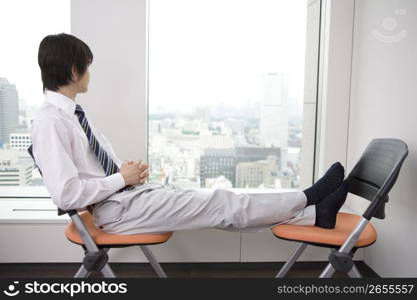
74 104 134 212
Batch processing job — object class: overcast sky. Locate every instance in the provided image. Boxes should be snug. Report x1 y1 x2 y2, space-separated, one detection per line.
0 0 306 113
149 0 307 112
0 0 70 109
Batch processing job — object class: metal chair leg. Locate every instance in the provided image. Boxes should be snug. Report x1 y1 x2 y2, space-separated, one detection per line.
139 245 167 278
99 247 116 278
319 219 369 278
74 247 115 278
348 263 362 278
276 243 308 278
319 262 336 278
100 263 116 278
74 264 91 278
74 245 110 278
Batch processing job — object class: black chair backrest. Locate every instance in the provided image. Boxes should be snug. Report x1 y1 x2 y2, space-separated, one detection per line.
27 144 70 216
346 139 408 220
27 145 42 176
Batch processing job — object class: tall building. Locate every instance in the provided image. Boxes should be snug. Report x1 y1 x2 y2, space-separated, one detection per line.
10 132 32 150
0 78 19 147
259 72 289 169
235 145 281 167
200 148 236 188
236 155 279 188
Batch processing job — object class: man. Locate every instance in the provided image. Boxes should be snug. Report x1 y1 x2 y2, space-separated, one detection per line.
31 33 349 235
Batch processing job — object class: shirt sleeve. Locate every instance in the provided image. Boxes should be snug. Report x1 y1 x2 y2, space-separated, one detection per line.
31 117 126 211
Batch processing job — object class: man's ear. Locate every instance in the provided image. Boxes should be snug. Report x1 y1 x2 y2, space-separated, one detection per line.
71 65 79 82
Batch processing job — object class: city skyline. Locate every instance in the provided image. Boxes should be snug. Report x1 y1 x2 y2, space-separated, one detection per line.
0 73 304 189
0 0 309 190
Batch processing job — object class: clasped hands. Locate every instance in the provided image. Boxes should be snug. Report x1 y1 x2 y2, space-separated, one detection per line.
119 159 149 186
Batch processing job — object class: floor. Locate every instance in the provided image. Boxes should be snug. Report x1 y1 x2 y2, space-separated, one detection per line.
0 261 379 278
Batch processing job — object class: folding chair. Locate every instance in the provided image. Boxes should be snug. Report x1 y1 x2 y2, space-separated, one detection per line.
271 138 408 278
27 144 173 278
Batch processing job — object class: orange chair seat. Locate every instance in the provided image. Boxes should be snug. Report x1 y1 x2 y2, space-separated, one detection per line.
271 212 377 248
65 211 173 246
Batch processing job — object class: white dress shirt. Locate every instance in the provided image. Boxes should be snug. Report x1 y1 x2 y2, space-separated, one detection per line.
31 90 126 211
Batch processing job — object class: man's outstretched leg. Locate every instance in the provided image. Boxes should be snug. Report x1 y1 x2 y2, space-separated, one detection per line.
208 162 345 232
227 162 348 232
99 162 348 235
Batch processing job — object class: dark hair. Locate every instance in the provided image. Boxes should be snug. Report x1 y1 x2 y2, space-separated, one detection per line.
38 33 93 93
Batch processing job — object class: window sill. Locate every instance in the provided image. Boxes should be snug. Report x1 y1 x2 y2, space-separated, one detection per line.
0 198 69 224
0 186 50 198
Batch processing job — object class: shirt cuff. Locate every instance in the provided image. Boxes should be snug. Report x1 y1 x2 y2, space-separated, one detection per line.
103 172 126 191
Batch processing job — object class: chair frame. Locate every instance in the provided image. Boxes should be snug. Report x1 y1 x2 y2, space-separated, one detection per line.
67 209 168 278
27 145 169 278
274 139 408 278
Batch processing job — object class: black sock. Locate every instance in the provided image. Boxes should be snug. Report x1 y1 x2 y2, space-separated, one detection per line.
303 162 344 207
314 179 349 229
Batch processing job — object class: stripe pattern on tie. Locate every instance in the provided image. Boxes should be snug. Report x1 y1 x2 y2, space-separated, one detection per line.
74 104 134 195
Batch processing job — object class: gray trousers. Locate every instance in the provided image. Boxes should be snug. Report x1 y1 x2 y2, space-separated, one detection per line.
92 182 316 235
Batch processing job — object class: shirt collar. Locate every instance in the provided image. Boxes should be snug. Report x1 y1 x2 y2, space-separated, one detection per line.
45 90 77 120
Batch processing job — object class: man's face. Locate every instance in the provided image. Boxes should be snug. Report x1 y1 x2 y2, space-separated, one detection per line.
72 65 90 93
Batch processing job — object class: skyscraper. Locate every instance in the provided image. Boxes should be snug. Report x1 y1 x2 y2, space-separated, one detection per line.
259 72 289 171
0 78 19 147
259 72 289 149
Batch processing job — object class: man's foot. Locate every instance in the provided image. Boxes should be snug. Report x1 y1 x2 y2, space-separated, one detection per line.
303 162 345 206
314 179 349 229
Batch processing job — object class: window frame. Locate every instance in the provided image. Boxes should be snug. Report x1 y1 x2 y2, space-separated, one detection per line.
0 0 354 204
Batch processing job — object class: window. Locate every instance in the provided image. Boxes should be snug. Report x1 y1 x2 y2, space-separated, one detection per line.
0 0 70 195
149 0 320 190
0 0 321 198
